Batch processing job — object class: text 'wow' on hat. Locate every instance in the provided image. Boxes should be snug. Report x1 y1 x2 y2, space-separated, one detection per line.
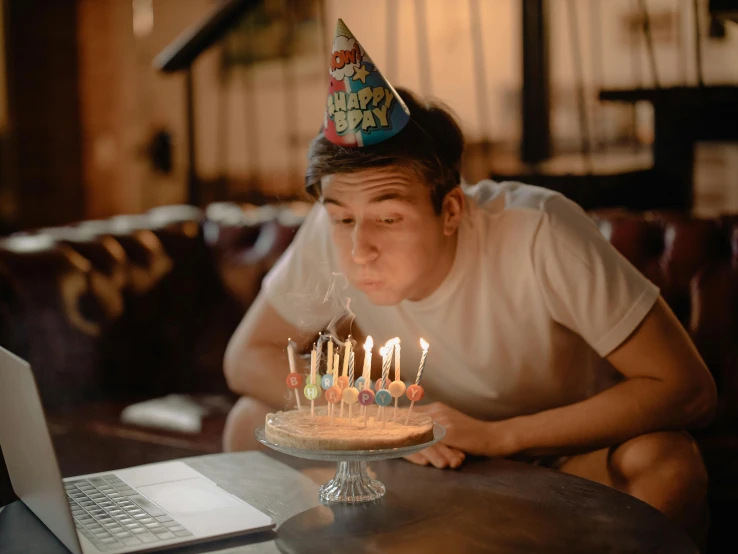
323 19 410 147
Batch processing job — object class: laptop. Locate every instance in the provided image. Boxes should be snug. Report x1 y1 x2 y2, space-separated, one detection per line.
0 346 275 553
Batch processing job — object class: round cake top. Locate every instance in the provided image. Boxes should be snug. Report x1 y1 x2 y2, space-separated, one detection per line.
265 405 435 451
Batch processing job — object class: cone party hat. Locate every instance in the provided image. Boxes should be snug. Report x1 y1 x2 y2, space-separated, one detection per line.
324 19 410 147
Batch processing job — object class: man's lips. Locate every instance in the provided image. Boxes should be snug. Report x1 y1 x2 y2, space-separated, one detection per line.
356 279 382 291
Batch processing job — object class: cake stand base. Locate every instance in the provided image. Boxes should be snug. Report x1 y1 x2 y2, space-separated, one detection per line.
319 461 385 503
254 424 445 504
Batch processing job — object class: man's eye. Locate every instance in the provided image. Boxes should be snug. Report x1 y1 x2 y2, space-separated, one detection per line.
333 217 354 226
380 218 400 225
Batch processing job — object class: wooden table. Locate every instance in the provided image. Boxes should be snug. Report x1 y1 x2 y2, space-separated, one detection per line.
0 451 698 553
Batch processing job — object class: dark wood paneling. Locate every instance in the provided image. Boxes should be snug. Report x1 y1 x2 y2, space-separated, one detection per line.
5 0 84 227
521 0 551 164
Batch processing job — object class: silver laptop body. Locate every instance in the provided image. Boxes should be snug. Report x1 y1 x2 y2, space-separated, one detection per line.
0 346 274 553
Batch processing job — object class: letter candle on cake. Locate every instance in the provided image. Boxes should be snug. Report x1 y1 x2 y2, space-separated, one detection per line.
376 339 396 428
305 345 320 417
359 336 375 428
325 378 342 425
342 350 358 424
285 339 303 410
377 345 390 427
405 338 429 425
339 336 352 418
327 351 341 422
388 339 406 421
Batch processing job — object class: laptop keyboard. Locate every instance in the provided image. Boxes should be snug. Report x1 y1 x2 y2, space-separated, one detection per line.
65 474 193 552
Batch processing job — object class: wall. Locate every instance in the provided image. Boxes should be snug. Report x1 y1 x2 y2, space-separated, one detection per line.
180 0 738 200
4 0 85 228
549 0 738 148
77 0 195 218
196 0 522 196
75 0 738 215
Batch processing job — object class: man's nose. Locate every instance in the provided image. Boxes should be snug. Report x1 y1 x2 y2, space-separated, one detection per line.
351 221 379 264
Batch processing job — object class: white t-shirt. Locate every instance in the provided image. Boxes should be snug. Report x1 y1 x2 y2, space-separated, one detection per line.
263 181 660 421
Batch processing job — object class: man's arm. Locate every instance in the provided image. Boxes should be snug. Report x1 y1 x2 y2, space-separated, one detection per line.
505 296 716 457
433 297 718 458
224 291 316 409
224 290 373 409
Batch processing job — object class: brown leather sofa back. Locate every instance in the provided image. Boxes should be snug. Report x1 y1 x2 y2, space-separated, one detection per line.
591 210 738 428
0 204 306 411
1 202 735 421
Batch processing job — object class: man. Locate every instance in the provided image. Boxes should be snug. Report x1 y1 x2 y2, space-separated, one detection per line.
224 19 716 545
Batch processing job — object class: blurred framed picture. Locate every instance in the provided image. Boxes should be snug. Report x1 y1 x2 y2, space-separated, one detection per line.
620 8 679 45
222 0 321 66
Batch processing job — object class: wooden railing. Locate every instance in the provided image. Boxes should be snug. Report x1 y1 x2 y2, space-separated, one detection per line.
153 0 260 206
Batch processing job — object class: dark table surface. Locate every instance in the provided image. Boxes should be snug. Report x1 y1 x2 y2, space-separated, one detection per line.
0 450 698 553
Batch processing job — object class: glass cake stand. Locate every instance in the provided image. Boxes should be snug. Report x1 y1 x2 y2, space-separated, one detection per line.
255 423 445 504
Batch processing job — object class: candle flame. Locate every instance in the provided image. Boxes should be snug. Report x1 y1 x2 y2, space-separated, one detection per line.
385 337 400 349
364 335 373 351
420 338 429 351
379 346 387 356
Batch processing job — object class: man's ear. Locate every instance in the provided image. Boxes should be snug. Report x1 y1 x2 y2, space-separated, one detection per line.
442 187 465 236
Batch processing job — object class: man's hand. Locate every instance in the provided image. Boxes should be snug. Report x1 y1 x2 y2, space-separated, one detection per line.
404 444 465 469
419 402 517 458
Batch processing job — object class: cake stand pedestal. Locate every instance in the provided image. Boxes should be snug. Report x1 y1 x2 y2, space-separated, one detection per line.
255 423 445 504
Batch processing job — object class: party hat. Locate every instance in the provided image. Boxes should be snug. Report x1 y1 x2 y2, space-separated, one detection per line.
324 19 410 147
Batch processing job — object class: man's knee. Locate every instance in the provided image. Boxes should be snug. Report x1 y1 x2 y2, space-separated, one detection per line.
223 397 274 452
609 431 708 496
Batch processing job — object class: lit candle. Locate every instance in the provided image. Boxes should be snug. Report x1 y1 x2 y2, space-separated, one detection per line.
362 336 373 389
287 339 301 410
394 340 401 382
415 338 429 385
361 336 373 421
341 336 352 377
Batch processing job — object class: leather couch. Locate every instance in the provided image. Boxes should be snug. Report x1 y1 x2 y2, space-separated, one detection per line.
0 201 736 549
0 202 306 499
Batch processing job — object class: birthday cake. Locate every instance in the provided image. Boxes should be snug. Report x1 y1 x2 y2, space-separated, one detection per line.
265 405 434 451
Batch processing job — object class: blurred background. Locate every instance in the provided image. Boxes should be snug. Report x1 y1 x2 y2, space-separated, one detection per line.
0 0 735 231
1 2 738 551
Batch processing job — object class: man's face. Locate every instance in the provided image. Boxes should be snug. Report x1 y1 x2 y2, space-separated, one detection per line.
321 166 451 305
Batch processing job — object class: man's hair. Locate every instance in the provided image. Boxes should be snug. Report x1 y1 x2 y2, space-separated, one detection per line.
305 88 464 214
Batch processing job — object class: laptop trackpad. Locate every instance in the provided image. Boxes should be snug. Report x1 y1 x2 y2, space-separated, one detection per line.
137 478 242 516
